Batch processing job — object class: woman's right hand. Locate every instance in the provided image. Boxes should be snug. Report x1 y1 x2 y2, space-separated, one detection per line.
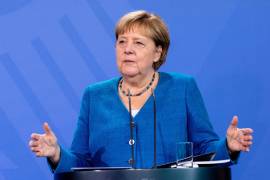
29 122 60 164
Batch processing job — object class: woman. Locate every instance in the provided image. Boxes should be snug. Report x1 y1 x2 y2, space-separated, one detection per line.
29 10 253 173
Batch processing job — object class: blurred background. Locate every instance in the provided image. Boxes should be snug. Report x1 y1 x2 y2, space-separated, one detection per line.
0 0 269 179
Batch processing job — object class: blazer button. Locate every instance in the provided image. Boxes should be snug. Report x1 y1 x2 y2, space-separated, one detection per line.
129 139 135 145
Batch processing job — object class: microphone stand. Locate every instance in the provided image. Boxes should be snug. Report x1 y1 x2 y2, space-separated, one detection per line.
127 88 157 169
128 89 135 168
151 88 157 168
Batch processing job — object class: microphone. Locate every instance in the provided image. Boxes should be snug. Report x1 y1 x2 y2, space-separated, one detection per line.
151 88 157 168
127 89 135 168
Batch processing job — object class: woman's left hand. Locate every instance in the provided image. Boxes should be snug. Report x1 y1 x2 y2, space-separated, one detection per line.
226 116 253 152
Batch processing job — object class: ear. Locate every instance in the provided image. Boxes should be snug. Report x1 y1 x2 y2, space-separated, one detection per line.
154 46 162 62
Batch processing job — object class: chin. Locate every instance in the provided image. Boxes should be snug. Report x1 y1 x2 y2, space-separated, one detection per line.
121 69 139 77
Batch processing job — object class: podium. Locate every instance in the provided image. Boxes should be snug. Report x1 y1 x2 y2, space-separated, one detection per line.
54 167 231 180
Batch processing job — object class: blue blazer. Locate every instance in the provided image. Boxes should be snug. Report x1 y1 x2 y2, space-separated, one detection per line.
52 72 231 173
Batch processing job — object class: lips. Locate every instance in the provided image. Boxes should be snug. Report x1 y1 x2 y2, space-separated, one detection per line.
123 59 135 63
124 59 135 62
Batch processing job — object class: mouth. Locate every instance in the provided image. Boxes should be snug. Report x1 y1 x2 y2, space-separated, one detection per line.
123 59 135 63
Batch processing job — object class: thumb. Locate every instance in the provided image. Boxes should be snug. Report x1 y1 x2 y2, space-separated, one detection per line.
229 115 238 129
43 122 54 135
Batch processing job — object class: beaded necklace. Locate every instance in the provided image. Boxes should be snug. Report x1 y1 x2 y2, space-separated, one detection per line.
119 73 156 97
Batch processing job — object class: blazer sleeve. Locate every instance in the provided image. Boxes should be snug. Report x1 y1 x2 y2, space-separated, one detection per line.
185 77 232 161
50 87 93 173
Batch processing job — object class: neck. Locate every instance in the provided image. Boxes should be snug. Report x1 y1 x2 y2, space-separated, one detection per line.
122 71 155 91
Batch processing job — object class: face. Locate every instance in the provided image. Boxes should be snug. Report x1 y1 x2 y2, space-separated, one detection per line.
116 29 162 77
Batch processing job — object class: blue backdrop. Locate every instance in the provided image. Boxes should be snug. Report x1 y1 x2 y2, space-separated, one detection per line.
0 0 269 179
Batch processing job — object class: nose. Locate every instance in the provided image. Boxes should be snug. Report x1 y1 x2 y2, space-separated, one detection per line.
124 42 135 55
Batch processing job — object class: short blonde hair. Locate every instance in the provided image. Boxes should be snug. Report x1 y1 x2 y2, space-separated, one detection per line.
115 10 170 70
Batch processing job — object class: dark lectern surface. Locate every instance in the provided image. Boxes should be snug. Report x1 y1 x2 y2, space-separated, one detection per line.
54 167 231 180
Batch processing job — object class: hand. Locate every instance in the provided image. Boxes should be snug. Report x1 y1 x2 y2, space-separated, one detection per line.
226 116 253 153
29 122 60 164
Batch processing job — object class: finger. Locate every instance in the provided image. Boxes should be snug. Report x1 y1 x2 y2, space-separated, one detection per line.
239 128 254 134
241 145 251 152
240 140 253 146
31 146 41 153
43 122 54 135
240 135 253 141
33 149 43 157
236 143 248 151
29 140 40 147
36 151 45 157
229 116 238 128
241 147 250 152
238 138 253 150
36 152 42 157
31 133 42 140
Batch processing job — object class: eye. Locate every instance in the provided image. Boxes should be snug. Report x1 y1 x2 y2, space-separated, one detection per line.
135 41 145 47
117 38 126 44
117 40 125 44
116 39 127 48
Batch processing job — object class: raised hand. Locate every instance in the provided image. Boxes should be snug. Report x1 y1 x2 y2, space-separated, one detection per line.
29 122 60 164
226 116 253 152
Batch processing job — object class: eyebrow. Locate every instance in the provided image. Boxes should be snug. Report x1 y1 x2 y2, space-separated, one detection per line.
118 36 147 41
